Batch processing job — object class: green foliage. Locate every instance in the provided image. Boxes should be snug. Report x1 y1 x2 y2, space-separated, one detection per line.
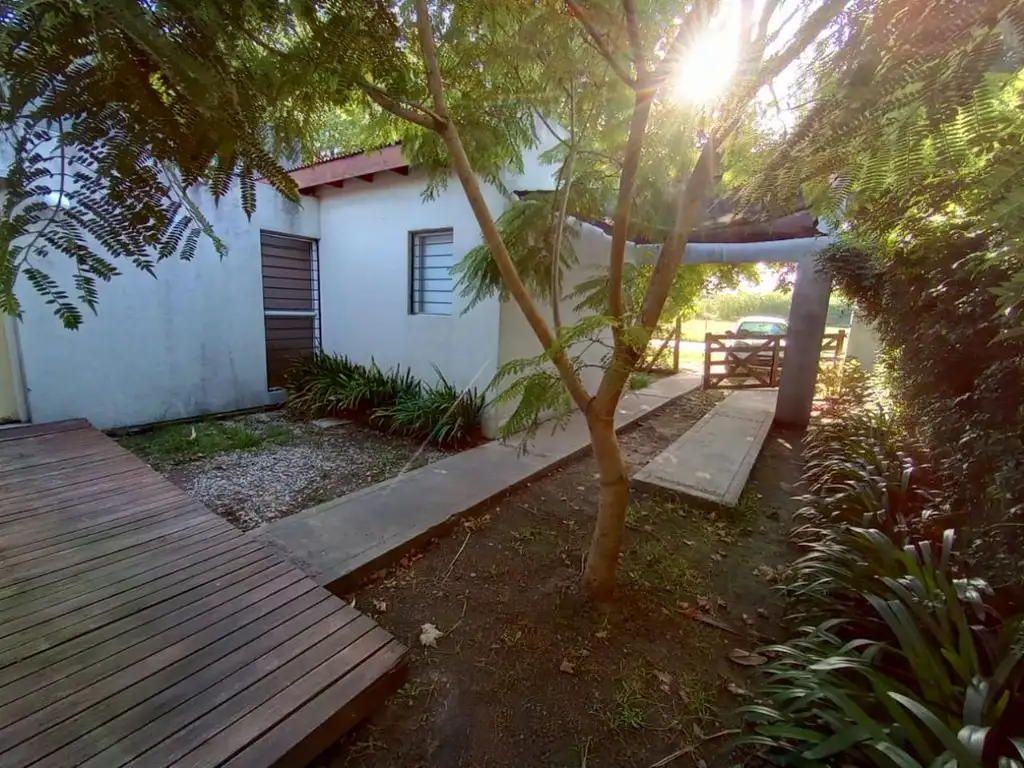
286 354 483 447
816 359 872 418
628 372 653 391
697 292 853 327
821 234 1024 586
284 352 362 416
0 0 391 325
738 407 1024 767
736 1 1024 587
453 193 580 312
377 365 485 447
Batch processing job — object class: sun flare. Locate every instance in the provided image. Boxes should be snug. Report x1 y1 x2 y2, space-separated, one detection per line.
672 15 740 105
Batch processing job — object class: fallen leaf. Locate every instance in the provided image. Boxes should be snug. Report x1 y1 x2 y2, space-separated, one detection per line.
728 648 768 667
372 598 387 613
419 623 443 648
697 597 710 611
559 659 576 674
710 553 722 563
653 669 673 692
595 630 608 639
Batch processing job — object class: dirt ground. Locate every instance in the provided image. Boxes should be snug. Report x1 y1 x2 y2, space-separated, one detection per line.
119 410 445 530
321 391 806 768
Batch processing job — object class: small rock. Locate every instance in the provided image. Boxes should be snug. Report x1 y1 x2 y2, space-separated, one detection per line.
559 659 576 674
728 648 768 666
742 613 753 625
311 417 349 430
372 598 387 613
757 608 770 619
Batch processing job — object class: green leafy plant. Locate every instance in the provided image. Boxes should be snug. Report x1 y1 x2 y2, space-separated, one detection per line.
376 366 485 447
738 406 1024 766
284 352 359 416
286 355 483 447
816 359 871 418
628 372 653 390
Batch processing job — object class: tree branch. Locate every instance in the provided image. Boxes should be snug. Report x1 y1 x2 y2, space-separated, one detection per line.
589 0 850 409
550 85 578 330
411 0 592 411
564 0 636 88
360 82 441 130
622 0 646 75
756 0 783 47
606 90 653 326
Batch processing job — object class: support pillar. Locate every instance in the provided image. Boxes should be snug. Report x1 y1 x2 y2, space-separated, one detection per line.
775 258 831 427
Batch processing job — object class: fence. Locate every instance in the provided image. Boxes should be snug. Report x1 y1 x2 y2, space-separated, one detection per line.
703 330 846 390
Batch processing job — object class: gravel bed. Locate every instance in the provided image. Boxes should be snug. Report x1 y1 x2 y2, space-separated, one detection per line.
152 412 445 531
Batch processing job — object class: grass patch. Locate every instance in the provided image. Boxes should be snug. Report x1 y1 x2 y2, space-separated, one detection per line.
624 537 705 596
121 420 295 464
605 665 657 731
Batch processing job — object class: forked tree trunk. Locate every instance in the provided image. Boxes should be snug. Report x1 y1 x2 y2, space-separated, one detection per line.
581 405 630 599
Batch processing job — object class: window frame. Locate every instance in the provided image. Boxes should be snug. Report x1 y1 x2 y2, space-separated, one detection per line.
408 227 455 316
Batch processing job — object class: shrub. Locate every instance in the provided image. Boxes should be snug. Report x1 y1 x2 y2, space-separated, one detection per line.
816 358 871 418
376 366 485 447
738 408 1024 767
341 360 419 412
629 372 653 390
284 351 359 416
285 355 485 448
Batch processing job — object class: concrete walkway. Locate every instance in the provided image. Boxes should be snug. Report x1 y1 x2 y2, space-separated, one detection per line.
256 373 702 591
633 389 777 507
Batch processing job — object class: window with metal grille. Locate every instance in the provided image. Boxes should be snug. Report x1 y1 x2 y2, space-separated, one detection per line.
260 232 321 389
409 229 455 315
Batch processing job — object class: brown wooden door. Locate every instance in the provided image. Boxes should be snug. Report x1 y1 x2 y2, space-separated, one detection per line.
261 232 319 389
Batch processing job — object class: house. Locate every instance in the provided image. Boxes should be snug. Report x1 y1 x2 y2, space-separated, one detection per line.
1 126 834 435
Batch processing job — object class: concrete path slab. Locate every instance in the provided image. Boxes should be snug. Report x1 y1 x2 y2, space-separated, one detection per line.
255 373 702 591
633 389 777 508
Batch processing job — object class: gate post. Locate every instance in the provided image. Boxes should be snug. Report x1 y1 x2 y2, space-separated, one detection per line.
702 333 712 388
673 317 681 373
775 259 831 427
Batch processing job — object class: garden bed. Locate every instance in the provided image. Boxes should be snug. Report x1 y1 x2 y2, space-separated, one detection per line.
118 410 445 530
318 392 805 768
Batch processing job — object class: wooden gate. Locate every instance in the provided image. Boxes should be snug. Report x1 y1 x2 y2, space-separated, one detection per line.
703 330 846 390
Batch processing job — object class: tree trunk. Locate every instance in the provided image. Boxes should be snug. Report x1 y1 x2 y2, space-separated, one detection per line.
581 406 630 600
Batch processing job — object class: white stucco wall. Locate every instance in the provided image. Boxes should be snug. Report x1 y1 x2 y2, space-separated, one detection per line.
493 222 630 430
316 170 504 402
14 183 319 428
847 311 881 372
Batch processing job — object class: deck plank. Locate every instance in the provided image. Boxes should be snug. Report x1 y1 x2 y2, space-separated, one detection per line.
0 421 407 768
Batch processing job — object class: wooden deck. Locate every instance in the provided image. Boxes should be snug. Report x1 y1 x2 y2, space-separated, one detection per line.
0 420 407 768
